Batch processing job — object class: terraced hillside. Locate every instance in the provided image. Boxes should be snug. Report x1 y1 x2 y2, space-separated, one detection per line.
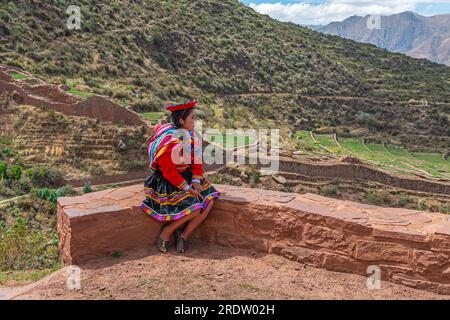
0 0 449 151
13 106 147 180
0 63 152 182
0 94 148 180
295 131 450 180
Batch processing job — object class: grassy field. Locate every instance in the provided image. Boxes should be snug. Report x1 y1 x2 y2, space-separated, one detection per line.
207 133 255 148
8 72 30 80
140 112 164 125
295 131 450 180
67 88 94 98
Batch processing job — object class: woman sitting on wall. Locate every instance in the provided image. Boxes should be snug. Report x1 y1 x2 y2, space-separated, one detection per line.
141 101 221 253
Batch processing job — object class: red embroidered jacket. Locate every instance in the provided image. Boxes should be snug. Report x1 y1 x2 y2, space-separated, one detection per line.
156 137 203 191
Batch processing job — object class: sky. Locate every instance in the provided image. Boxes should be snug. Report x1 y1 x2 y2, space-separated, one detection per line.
240 0 450 25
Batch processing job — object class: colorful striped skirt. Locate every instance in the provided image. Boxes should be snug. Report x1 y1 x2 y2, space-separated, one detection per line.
140 168 221 222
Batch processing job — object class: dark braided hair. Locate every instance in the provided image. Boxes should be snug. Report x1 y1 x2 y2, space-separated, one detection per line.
171 108 193 129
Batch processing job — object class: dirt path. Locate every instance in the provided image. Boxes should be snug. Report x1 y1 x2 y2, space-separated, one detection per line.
221 92 378 102
7 243 450 300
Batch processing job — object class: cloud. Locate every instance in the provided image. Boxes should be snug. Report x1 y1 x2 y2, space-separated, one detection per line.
247 1 446 25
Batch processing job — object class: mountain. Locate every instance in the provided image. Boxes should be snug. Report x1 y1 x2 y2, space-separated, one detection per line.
316 12 450 66
0 1 449 152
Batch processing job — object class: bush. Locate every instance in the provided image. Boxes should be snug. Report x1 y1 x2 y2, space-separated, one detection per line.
88 164 106 176
0 148 13 159
131 98 163 112
0 165 31 196
83 182 93 194
8 175 32 195
365 190 394 206
439 204 450 215
249 171 261 185
9 164 22 181
0 218 59 271
0 180 15 197
35 188 51 202
27 166 65 188
132 77 144 87
318 184 338 197
35 185 76 204
0 161 7 180
355 112 375 126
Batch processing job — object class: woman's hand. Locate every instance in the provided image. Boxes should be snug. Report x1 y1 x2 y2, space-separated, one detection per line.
191 182 202 192
188 188 204 201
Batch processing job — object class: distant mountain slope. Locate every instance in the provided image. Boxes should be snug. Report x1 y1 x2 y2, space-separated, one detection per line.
316 12 450 66
0 1 449 151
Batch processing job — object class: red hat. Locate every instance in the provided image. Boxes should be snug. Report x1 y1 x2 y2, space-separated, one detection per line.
166 100 197 112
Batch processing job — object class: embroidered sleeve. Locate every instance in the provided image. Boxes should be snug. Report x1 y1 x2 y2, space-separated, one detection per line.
157 150 189 190
191 162 203 181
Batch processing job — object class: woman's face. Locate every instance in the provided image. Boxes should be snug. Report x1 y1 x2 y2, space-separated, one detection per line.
180 110 195 131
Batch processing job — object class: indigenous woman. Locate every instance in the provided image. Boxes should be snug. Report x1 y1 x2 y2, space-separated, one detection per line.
141 101 221 253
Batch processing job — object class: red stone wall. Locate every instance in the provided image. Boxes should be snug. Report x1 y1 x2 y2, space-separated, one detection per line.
57 184 450 295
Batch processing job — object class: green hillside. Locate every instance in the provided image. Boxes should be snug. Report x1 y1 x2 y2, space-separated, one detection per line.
294 131 450 179
1 0 449 151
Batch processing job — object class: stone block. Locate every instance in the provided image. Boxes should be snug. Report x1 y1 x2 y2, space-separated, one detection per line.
303 223 355 255
269 241 324 267
354 240 410 264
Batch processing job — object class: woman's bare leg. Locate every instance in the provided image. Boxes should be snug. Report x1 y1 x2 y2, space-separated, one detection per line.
181 200 214 240
160 209 201 242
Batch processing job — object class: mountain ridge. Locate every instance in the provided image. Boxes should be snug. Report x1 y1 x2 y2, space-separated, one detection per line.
316 11 450 66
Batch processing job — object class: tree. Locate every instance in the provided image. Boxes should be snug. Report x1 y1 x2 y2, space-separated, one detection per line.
83 182 92 194
9 164 22 180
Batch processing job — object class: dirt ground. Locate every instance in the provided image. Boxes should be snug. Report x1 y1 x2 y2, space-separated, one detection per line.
4 243 450 300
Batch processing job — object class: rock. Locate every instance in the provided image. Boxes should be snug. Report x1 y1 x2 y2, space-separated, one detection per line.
354 240 410 263
303 224 354 254
117 139 127 151
260 169 275 176
272 175 286 185
411 250 448 273
239 172 250 183
348 128 369 137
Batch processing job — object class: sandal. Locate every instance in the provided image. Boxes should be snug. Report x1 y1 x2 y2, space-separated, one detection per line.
177 234 188 253
157 225 171 253
175 225 188 253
